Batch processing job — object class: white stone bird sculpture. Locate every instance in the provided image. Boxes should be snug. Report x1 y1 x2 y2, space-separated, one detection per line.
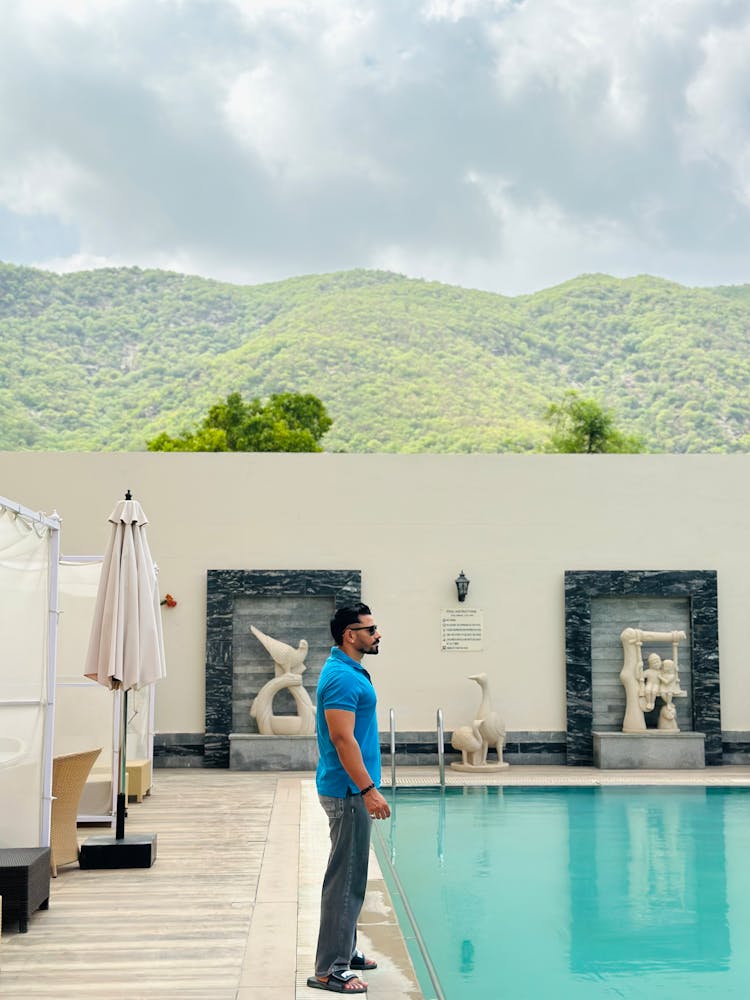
250 625 308 677
469 672 506 764
249 626 314 735
451 719 487 767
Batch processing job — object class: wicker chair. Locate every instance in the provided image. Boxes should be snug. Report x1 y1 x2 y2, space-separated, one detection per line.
50 749 102 877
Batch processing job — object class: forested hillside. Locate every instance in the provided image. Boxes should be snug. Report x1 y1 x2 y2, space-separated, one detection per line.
2 261 750 453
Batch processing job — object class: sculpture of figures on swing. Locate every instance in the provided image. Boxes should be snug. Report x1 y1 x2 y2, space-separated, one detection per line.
619 628 687 733
249 625 316 736
450 672 509 771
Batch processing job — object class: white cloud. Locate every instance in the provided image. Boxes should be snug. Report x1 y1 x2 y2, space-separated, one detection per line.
1 0 750 294
375 175 633 294
681 21 750 206
0 152 89 218
13 0 131 30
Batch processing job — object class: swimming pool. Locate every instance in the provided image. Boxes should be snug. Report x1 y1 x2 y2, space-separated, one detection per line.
373 785 750 999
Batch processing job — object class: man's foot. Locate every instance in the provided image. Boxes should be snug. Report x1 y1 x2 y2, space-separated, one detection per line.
307 969 368 992
350 949 377 970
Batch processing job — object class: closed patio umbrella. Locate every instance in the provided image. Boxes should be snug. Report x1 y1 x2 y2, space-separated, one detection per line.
80 491 166 868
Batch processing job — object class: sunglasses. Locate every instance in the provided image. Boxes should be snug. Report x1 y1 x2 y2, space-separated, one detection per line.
348 624 378 635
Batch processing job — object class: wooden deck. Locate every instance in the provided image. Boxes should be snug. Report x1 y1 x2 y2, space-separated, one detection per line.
1 770 277 998
0 769 423 1000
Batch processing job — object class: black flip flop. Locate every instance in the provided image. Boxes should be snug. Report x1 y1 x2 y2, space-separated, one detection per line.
350 950 378 970
307 969 368 993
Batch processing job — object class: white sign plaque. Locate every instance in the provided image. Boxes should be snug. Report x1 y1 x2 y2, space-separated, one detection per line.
441 608 484 651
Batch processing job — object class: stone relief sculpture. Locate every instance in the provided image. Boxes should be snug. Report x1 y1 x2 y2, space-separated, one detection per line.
450 672 509 771
619 628 687 733
249 625 316 735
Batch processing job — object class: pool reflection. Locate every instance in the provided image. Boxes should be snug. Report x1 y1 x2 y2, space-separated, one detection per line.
568 786 729 973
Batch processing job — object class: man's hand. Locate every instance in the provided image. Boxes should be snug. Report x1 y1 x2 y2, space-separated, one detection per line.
363 787 390 819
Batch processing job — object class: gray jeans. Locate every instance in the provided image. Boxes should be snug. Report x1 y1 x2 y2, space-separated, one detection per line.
314 792 373 977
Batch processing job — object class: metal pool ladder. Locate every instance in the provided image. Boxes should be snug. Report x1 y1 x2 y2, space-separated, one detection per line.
436 708 445 787
389 707 397 788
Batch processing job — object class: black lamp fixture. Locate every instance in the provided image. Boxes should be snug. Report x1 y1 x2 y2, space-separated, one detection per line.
455 570 470 602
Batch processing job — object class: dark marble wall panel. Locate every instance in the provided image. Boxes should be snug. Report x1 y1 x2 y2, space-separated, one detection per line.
379 730 568 767
722 732 750 764
153 732 206 768
565 571 720 766
205 569 361 767
156 728 750 769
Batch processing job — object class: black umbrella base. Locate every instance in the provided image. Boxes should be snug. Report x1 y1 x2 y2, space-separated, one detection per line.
79 833 157 870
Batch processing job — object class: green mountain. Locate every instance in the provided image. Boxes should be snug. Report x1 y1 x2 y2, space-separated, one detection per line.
2 261 750 453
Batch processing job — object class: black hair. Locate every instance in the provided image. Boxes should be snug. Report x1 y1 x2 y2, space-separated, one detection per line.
330 603 372 645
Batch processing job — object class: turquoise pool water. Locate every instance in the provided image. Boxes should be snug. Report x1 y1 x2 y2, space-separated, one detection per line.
373 786 750 999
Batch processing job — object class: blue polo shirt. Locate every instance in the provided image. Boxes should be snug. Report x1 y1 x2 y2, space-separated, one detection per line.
315 645 381 797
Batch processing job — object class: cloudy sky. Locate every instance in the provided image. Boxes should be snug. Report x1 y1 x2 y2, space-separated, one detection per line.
2 0 750 295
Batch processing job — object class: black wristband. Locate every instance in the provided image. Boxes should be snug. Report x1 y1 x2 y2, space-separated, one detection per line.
359 783 375 796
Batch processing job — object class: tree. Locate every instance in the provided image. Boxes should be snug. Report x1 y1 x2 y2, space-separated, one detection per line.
146 391 332 452
543 390 644 453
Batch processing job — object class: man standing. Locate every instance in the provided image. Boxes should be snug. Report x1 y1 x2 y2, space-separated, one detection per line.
307 603 391 995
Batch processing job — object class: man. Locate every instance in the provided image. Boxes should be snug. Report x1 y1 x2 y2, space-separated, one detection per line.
307 603 391 995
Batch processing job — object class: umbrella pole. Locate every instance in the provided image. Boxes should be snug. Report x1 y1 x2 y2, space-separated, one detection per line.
116 688 128 840
80 684 156 868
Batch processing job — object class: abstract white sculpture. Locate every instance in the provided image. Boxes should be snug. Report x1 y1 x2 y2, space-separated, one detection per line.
450 672 509 771
249 625 316 735
619 628 687 733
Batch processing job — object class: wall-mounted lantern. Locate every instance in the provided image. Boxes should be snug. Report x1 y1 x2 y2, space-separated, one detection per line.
455 570 470 603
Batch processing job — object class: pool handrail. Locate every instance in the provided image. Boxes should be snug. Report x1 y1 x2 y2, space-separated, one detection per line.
389 706 396 789
437 708 445 787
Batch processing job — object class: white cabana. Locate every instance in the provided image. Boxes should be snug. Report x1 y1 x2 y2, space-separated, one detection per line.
55 557 117 824
0 496 60 849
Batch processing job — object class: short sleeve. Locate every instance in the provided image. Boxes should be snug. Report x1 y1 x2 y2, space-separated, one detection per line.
319 670 358 713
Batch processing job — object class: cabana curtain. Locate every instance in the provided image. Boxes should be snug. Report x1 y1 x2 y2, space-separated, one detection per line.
0 497 60 848
55 558 118 824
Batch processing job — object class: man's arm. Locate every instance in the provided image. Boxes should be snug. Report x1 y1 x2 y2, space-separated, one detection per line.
325 708 390 819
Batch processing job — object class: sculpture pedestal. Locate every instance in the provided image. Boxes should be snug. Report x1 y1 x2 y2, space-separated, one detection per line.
593 732 705 769
230 734 318 771
450 762 509 772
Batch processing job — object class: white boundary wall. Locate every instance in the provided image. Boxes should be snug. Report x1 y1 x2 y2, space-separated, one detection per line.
3 453 750 737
